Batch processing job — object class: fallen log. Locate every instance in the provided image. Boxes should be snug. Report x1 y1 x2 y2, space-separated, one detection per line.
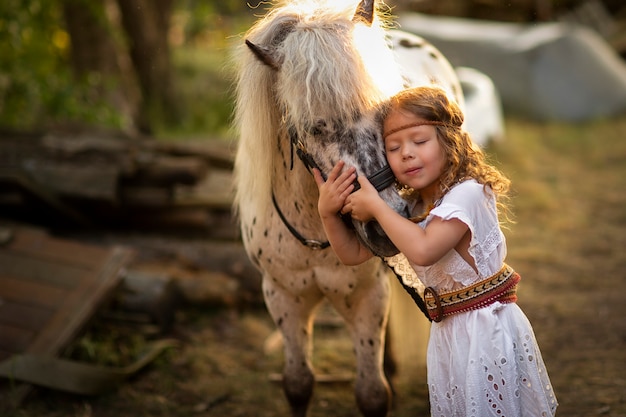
0 131 236 231
122 154 209 187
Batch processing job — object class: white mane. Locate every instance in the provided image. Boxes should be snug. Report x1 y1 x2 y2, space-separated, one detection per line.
232 0 404 212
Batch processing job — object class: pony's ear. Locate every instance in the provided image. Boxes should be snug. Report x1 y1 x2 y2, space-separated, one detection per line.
245 39 280 71
352 0 375 25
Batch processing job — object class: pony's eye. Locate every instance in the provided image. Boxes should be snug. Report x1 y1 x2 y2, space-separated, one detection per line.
311 126 323 136
310 120 327 136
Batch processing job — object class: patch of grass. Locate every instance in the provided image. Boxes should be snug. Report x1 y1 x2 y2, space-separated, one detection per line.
63 320 152 368
491 117 626 269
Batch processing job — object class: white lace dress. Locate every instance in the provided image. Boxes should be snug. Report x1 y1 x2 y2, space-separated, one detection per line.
388 180 558 417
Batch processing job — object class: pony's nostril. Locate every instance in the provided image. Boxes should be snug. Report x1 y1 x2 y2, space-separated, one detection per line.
366 220 384 238
363 221 399 257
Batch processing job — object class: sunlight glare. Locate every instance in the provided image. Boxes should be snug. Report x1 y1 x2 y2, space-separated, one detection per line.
353 21 404 100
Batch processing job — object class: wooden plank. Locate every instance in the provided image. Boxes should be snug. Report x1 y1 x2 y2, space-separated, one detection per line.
0 301 52 332
0 276 69 309
27 246 131 354
0 252 84 289
0 225 133 409
0 350 11 363
6 226 117 268
0 324 34 354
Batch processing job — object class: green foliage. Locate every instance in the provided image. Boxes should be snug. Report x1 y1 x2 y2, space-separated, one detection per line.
165 45 236 138
0 0 122 130
176 0 257 45
65 321 149 367
161 2 256 138
0 0 255 134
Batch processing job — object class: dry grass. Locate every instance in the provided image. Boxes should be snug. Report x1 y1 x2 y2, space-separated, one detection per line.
494 117 626 417
497 117 626 282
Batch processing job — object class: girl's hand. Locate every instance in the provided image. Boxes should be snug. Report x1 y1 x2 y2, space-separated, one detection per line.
343 176 384 222
313 161 356 219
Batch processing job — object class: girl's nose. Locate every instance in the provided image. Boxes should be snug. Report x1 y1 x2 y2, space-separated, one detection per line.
401 146 413 160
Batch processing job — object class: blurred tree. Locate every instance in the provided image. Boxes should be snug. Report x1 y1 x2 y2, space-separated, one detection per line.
62 0 141 131
0 0 125 129
0 0 179 134
63 0 178 134
115 0 179 133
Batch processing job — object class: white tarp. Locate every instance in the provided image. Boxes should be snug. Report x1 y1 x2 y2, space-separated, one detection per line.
398 13 626 121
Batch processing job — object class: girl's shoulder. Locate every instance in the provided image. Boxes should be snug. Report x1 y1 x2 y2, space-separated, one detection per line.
424 179 496 227
429 179 497 227
442 179 492 206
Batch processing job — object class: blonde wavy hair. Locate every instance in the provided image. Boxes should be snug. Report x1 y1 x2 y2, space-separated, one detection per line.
381 86 511 221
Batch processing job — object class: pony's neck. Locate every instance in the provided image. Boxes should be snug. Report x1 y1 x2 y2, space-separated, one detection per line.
272 136 320 221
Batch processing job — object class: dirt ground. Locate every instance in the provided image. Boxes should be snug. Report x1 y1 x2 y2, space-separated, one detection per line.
8 118 626 417
10 242 626 417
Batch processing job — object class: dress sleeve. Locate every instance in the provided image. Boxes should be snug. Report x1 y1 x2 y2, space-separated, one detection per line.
426 180 506 278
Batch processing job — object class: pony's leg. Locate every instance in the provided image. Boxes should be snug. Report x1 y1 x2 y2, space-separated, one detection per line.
351 306 392 417
263 273 323 417
383 327 397 395
329 268 392 417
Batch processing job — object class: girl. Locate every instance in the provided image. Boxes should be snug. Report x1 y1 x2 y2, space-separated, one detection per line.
313 86 557 417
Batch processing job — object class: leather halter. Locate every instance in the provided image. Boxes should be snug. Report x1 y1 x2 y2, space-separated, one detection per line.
272 132 396 250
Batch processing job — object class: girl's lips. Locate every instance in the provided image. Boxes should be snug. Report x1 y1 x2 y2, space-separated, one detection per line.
405 167 421 175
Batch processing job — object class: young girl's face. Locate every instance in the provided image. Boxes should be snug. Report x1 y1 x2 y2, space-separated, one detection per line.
383 108 446 200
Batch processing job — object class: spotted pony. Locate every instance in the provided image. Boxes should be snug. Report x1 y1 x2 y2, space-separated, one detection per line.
232 1 463 416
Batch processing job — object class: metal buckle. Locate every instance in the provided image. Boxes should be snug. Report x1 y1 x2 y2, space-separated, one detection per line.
304 239 326 250
424 286 444 322
296 138 307 153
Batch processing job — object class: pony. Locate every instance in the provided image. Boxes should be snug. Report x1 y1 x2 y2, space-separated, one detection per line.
232 1 463 416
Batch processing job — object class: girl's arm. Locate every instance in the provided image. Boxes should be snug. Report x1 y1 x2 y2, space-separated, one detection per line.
345 176 468 266
313 162 374 265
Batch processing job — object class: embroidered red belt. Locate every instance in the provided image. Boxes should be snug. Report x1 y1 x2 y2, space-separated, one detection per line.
424 264 521 322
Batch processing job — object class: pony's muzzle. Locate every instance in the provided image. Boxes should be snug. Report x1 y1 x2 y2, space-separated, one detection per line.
362 220 400 257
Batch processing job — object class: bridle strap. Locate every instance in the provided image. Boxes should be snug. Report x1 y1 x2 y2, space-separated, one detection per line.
276 132 332 250
272 192 330 250
293 134 394 192
276 132 395 251
353 164 395 192
292 137 327 180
